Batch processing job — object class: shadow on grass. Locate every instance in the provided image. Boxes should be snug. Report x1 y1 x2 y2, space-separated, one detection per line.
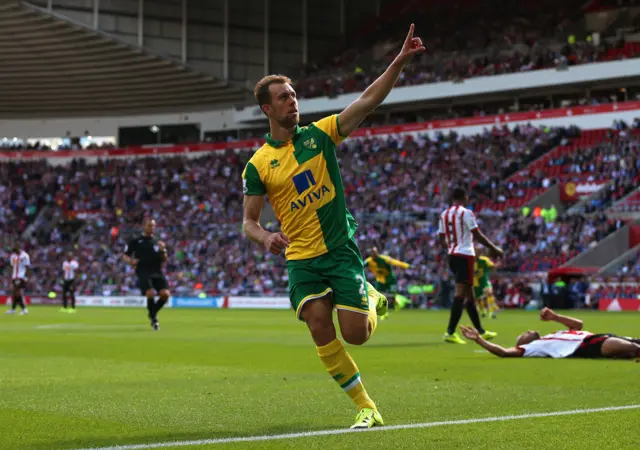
37 423 330 450
364 342 444 349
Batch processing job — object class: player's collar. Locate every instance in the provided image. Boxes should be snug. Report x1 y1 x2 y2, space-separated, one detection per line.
265 125 302 147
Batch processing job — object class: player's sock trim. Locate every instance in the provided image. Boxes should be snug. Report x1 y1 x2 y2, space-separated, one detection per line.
340 372 361 391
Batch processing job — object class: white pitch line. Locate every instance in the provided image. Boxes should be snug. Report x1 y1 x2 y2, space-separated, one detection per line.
77 404 640 450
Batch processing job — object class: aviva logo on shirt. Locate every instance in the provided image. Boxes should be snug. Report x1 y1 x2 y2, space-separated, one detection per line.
291 169 331 212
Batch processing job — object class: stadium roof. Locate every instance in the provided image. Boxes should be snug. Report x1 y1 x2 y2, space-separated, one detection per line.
0 1 250 118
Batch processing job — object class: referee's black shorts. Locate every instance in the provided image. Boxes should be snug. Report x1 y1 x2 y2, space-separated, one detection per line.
137 272 169 295
448 254 475 285
63 279 75 293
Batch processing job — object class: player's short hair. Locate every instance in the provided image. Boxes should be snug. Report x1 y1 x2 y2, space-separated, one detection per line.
516 330 540 346
451 187 467 202
254 74 293 109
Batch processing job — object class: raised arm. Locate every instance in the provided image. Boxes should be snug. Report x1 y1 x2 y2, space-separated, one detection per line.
540 307 583 330
337 24 425 137
460 326 523 357
384 256 410 269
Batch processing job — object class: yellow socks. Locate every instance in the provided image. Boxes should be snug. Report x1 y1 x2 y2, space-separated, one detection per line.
487 295 499 313
476 299 487 316
317 339 376 411
365 282 379 335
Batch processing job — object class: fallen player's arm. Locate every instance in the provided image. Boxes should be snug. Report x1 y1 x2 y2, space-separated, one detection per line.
337 24 424 137
461 326 523 357
540 307 583 330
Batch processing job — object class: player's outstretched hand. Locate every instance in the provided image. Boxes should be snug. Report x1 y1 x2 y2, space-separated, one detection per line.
264 232 290 255
460 325 480 341
540 307 556 321
158 241 166 251
396 24 426 65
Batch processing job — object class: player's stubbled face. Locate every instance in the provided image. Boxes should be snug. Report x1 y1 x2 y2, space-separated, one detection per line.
268 83 299 129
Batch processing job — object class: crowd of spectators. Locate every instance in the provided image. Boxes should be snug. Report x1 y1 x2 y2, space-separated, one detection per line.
293 0 638 101
0 119 630 299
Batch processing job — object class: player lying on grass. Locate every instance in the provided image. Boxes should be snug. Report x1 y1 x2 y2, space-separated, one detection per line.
461 307 640 359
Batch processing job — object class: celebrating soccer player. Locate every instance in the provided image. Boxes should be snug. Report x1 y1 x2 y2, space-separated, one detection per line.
242 24 425 429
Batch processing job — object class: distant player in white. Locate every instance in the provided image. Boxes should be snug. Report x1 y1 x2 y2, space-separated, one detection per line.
438 187 503 344
6 244 30 315
461 307 640 359
61 252 79 313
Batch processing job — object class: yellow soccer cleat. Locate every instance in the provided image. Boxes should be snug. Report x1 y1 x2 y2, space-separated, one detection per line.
366 282 388 317
481 330 497 341
444 332 467 344
350 408 384 429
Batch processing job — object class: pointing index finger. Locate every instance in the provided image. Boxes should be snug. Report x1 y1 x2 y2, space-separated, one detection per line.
404 23 414 45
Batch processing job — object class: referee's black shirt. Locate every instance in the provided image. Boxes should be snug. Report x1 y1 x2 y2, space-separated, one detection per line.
124 235 165 274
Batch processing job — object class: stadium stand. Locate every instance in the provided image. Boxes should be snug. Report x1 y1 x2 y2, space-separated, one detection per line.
293 0 640 100
0 1 247 117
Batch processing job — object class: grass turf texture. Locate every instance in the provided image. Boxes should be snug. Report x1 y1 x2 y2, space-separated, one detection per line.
0 308 638 450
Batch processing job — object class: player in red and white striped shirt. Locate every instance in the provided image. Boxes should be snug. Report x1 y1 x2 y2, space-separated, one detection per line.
6 244 30 315
461 307 640 360
61 253 80 313
438 187 503 344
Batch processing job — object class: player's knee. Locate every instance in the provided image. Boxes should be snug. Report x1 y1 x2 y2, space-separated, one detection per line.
341 325 369 346
159 290 170 300
145 289 155 299
342 331 369 346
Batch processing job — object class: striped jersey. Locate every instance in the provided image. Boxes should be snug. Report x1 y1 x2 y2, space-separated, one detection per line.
438 205 478 256
242 115 356 260
63 259 79 280
517 330 593 358
10 251 30 280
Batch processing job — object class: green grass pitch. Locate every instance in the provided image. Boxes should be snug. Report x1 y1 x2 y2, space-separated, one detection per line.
0 307 638 449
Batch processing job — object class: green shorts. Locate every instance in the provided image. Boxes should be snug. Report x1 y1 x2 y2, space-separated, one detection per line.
474 282 492 300
374 279 397 294
287 237 370 321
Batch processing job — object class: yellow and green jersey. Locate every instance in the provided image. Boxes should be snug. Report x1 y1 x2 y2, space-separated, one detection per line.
474 256 495 289
242 115 357 261
364 255 410 284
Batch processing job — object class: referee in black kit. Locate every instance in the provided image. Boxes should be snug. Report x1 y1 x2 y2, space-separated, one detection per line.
122 218 170 330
